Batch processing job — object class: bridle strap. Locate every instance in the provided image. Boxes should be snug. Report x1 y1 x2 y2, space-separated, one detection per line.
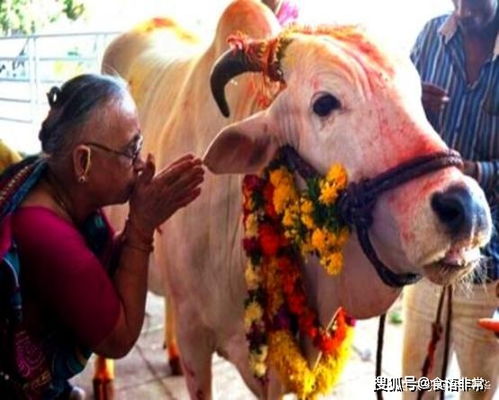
279 145 464 288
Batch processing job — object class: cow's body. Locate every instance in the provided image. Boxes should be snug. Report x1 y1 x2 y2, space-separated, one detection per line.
102 1 492 398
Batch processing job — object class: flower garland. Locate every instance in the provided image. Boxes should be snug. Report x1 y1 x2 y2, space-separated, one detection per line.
242 153 355 399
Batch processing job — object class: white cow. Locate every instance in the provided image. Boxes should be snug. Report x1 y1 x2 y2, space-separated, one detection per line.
101 0 492 398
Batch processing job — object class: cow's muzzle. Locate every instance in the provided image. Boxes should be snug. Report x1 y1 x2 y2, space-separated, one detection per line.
431 184 489 241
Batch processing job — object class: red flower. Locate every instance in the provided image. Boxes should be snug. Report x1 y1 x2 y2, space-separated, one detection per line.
277 256 292 271
305 326 318 339
317 333 336 354
243 175 264 192
259 224 281 256
263 183 274 203
243 237 260 254
288 292 306 314
281 270 298 295
334 325 347 343
299 313 318 339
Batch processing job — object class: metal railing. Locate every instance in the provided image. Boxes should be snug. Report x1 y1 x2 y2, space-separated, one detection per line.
0 31 120 142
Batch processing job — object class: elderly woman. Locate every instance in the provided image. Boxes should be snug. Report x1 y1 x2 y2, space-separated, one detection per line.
0 74 204 399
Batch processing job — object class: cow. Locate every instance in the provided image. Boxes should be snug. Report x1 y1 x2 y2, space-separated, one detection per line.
101 0 492 398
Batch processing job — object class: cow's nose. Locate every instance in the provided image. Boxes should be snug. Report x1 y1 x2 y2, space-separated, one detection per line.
431 185 486 239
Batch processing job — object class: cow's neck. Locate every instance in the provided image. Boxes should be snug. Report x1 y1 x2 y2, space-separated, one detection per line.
295 233 401 368
301 235 401 323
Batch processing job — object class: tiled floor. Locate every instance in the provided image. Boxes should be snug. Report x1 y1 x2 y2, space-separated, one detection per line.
71 292 493 400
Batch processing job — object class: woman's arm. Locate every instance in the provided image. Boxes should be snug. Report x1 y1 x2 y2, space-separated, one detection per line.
92 154 203 358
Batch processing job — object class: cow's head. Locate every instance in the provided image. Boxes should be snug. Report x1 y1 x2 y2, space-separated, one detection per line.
204 26 492 285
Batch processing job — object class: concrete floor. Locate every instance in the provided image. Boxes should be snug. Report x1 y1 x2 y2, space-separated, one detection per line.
70 292 491 400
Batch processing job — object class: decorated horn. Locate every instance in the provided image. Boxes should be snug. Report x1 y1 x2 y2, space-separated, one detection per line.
210 38 286 117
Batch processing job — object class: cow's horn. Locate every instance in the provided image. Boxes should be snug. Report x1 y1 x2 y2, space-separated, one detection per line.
210 41 268 118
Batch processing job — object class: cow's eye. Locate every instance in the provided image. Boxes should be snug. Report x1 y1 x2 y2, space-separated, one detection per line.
312 94 341 117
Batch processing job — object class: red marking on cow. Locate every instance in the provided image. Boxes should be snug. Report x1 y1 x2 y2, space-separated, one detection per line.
310 77 320 91
133 17 174 33
374 116 443 172
133 17 198 43
282 25 394 77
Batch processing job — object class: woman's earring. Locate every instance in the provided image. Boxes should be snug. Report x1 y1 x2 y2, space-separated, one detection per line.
78 149 91 184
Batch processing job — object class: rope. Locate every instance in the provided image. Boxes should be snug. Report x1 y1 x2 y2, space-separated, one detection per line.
439 285 453 400
416 286 446 400
376 313 387 400
415 284 453 400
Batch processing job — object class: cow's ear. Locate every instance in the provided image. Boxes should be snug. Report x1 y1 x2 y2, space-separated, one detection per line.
203 111 278 174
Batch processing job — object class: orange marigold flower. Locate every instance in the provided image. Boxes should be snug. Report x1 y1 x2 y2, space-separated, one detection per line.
326 164 348 189
311 228 327 252
319 182 339 205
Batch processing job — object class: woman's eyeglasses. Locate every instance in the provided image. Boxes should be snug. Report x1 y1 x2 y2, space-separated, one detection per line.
84 135 143 166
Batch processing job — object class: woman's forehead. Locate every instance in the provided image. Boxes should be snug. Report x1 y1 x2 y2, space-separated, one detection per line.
84 95 139 144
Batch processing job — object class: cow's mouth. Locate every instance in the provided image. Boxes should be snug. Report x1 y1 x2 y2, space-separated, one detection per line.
422 246 481 285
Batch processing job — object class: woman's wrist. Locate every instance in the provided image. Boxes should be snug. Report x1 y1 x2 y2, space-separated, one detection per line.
126 216 154 240
123 239 154 253
123 217 155 253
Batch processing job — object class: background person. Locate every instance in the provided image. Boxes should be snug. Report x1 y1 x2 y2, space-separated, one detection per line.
0 139 22 172
0 73 204 399
402 0 499 399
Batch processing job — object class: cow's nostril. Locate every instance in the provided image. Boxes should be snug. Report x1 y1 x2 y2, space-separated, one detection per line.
431 194 464 230
431 185 473 235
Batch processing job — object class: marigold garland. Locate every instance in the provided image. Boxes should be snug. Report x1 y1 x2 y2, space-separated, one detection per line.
242 153 355 399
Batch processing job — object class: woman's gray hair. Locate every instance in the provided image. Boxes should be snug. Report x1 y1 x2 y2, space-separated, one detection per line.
39 73 129 156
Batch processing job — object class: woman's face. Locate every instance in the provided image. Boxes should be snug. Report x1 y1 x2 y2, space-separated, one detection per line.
83 93 144 206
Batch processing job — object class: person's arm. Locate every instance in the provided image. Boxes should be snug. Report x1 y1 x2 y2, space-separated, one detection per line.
93 153 204 358
475 160 499 194
410 21 450 116
478 309 499 337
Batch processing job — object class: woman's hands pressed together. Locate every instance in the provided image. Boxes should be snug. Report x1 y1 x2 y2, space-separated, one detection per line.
128 153 204 238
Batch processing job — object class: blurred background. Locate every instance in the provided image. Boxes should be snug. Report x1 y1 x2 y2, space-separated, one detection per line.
0 0 452 154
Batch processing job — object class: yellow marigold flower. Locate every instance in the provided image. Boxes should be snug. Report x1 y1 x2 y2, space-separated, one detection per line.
252 361 267 378
273 184 295 214
326 164 348 189
311 228 327 252
282 207 296 227
319 182 339 205
244 213 259 238
324 229 339 247
244 301 263 329
301 236 314 254
244 197 255 211
269 168 286 187
301 214 315 229
244 262 262 290
300 199 314 214
322 252 344 275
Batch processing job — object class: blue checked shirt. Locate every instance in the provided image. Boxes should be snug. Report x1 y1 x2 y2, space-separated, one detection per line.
411 14 499 283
